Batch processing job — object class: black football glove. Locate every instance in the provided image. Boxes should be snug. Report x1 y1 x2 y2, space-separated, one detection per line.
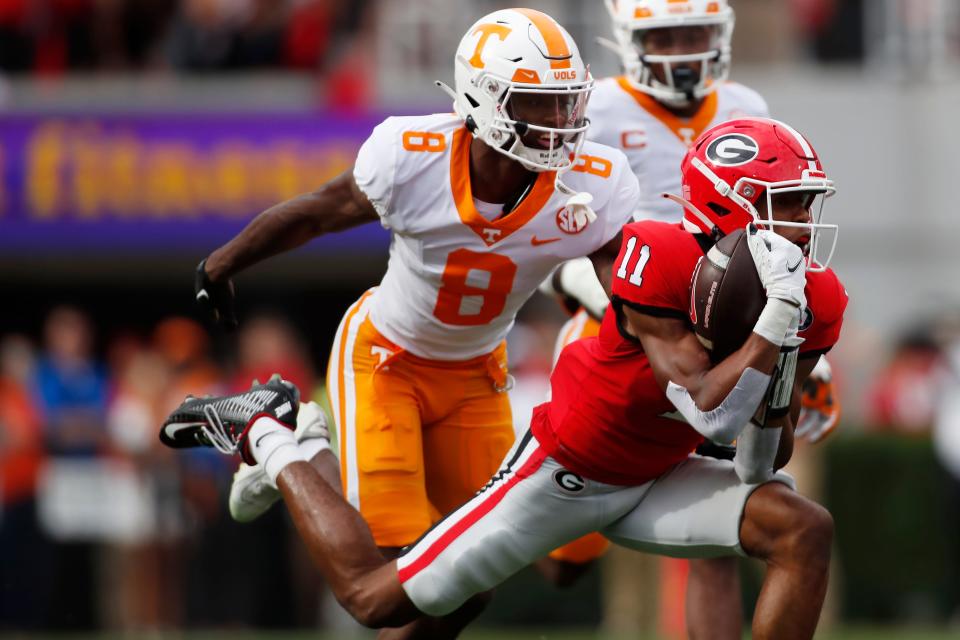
195 259 238 330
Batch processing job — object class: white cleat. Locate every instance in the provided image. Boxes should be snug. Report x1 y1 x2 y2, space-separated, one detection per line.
228 400 331 522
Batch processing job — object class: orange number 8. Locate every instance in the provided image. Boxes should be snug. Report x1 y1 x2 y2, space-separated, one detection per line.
402 131 447 153
572 154 612 178
433 249 517 326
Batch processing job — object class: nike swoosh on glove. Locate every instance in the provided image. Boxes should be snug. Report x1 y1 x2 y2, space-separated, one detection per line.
746 225 807 311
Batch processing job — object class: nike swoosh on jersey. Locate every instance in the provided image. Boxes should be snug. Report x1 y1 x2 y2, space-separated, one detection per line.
787 258 803 273
531 236 561 246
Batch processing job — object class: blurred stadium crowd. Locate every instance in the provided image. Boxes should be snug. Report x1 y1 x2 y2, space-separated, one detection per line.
0 306 326 629
0 0 369 74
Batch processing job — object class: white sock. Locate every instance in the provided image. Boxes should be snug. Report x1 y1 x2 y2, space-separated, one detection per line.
299 436 331 461
247 417 306 484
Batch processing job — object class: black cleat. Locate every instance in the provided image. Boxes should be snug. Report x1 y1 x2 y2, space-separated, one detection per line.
159 374 300 464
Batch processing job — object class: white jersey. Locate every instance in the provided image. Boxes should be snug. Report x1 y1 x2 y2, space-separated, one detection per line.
587 77 768 222
354 113 639 361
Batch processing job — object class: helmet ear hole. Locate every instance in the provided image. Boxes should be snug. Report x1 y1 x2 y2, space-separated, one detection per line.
707 202 731 217
464 93 480 108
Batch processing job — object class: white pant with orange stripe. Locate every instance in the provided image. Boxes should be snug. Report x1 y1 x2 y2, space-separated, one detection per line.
397 430 795 617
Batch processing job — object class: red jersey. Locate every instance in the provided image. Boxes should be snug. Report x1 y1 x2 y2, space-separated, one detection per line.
531 221 848 485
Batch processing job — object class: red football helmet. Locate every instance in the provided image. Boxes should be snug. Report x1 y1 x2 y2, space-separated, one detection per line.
674 117 838 271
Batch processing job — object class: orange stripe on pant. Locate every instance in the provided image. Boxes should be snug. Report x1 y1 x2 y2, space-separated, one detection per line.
548 307 608 564
327 293 515 548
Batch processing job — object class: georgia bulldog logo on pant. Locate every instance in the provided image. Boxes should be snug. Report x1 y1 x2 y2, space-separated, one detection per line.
553 469 586 494
556 207 588 234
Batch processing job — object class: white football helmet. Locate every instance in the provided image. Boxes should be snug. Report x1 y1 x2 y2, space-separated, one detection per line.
439 8 594 173
603 0 734 108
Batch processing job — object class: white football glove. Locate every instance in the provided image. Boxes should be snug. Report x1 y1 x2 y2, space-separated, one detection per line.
556 257 609 320
746 225 807 310
796 356 841 444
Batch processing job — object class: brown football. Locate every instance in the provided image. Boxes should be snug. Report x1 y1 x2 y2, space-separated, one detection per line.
690 229 767 363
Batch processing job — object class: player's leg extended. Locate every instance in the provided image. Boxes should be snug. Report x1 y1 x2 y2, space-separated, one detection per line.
400 343 514 639
601 455 827 640
276 459 420 628
421 342 515 516
331 309 502 639
538 309 610 587
686 557 742 640
738 482 833 640
400 432 641 617
327 297 434 548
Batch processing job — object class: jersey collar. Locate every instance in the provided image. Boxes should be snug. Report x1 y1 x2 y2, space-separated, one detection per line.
450 127 556 247
616 76 719 147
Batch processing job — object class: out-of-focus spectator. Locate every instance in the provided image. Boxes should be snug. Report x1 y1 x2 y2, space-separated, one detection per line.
165 0 290 71
104 342 183 631
0 333 42 510
151 315 223 526
153 315 221 410
230 312 313 394
283 0 334 69
0 334 49 629
33 305 110 630
36 305 109 456
164 0 249 71
865 328 946 434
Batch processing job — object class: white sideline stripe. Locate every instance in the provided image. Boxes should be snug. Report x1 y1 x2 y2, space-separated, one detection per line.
397 435 542 571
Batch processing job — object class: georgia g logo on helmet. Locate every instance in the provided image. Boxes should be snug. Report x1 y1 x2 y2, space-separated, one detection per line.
705 133 759 167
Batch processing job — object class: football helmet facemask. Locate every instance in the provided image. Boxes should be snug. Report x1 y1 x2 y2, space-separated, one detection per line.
675 117 839 272
603 0 734 108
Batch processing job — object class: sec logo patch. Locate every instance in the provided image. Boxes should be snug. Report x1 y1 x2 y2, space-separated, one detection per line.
553 469 586 494
556 207 587 234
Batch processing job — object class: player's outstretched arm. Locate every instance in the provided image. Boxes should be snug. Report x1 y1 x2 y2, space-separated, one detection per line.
197 168 379 325
205 168 378 280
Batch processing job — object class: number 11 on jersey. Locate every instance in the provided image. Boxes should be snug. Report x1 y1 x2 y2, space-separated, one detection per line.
616 237 651 286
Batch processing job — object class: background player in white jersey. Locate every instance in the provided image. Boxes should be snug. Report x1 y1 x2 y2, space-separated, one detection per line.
193 8 639 639
540 1 833 637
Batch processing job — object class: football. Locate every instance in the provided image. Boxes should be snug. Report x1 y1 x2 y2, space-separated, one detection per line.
690 228 767 363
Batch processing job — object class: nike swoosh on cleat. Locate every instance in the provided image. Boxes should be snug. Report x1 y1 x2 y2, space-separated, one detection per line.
164 422 206 439
786 259 803 273
531 236 561 246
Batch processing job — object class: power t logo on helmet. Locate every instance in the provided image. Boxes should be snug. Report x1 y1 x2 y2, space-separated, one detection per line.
437 8 595 174
603 0 734 108
675 117 840 271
